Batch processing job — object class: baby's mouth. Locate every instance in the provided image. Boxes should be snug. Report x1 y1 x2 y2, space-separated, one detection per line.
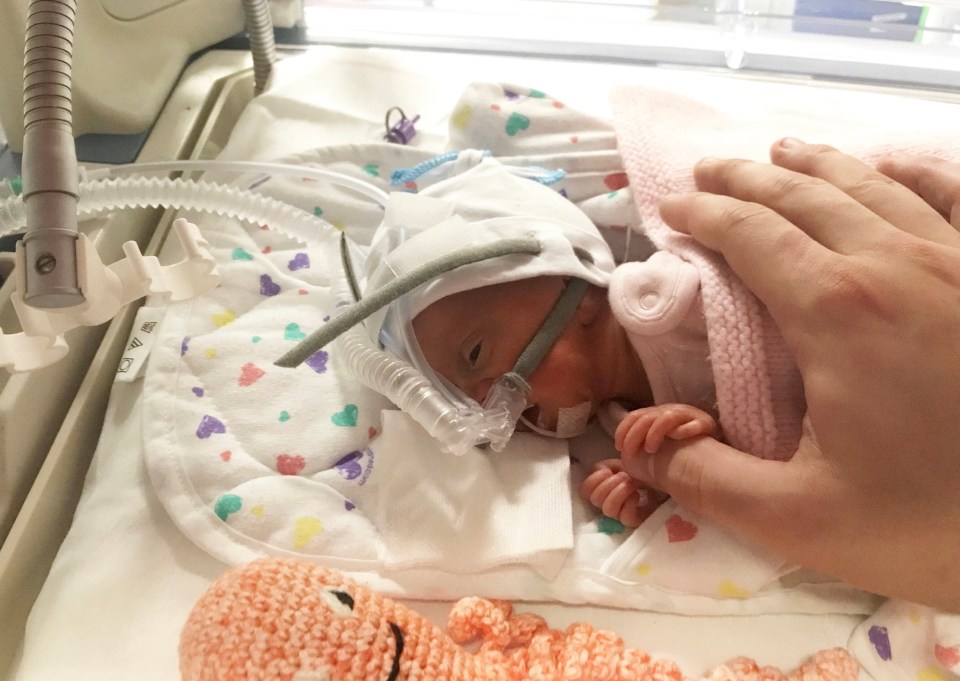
520 404 555 431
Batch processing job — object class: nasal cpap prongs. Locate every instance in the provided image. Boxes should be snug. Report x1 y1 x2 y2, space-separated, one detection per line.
2 217 220 372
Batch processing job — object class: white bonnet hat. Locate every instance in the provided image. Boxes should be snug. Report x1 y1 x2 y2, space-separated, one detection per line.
362 155 616 343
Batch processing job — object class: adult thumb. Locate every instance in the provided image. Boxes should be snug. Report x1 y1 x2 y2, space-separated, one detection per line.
636 436 806 542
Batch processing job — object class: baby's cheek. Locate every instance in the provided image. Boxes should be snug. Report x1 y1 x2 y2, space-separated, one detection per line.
471 377 495 405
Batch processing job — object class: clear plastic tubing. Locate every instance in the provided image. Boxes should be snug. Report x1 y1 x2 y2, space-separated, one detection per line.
89 160 390 205
339 323 483 455
0 160 390 245
0 162 484 453
0 176 330 248
328 255 484 457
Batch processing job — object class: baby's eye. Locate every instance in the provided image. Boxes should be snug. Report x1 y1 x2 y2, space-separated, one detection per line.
468 342 482 366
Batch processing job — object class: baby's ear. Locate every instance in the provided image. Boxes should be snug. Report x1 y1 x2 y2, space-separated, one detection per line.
576 285 606 326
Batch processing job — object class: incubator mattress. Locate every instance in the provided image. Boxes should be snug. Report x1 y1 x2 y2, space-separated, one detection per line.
12 47 960 681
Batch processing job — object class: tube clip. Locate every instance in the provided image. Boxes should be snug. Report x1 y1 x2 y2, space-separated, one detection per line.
384 107 420 145
1 217 220 372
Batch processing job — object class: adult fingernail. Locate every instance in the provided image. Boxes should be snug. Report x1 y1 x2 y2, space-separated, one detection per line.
778 136 804 149
695 156 721 168
659 193 693 233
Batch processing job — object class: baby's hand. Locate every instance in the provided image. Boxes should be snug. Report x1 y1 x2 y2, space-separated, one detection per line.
615 403 718 459
579 459 667 527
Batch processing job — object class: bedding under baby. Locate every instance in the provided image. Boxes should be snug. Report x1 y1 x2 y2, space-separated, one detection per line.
14 49 960 681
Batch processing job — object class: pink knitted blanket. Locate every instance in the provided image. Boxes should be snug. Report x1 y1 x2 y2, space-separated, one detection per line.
609 81 957 459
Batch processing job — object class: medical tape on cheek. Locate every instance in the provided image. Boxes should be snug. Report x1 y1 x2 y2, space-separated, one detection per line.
555 400 593 438
518 399 592 439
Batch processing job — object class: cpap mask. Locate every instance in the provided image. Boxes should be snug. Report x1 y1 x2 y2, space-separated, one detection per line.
275 154 616 454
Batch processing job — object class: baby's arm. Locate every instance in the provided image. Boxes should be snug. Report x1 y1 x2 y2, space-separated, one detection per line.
580 403 718 527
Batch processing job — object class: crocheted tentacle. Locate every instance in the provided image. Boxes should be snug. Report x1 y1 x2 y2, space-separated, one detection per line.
701 648 859 681
559 623 686 681
785 648 859 681
447 598 551 652
448 598 517 651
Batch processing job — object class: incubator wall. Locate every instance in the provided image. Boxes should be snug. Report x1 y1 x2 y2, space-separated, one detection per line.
1 2 959 677
303 0 960 89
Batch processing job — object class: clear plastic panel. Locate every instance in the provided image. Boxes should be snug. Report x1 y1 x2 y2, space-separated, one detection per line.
301 1 960 89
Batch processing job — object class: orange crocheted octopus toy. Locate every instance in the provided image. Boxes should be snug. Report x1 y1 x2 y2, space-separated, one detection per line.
180 557 859 681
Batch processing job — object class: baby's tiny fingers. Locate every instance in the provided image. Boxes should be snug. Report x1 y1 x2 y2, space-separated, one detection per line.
601 480 640 521
588 471 631 510
621 413 658 456
579 469 614 499
619 493 647 528
645 412 691 453
668 420 713 440
615 411 644 451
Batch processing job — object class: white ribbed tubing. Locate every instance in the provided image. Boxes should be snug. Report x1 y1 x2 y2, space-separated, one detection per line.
328 245 494 456
0 176 335 247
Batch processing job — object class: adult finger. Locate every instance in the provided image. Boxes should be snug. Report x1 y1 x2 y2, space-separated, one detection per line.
770 140 959 246
659 191 839 322
690 156 900 254
631 435 816 549
874 153 960 236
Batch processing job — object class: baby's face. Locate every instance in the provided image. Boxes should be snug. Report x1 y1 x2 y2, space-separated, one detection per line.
412 276 603 432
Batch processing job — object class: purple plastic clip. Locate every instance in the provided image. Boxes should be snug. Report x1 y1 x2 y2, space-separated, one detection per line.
384 107 420 145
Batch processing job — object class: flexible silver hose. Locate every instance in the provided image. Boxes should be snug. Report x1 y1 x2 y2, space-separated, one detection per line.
241 0 277 96
21 0 83 307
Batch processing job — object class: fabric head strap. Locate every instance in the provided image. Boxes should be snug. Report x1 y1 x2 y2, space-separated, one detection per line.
274 237 542 369
500 277 590 394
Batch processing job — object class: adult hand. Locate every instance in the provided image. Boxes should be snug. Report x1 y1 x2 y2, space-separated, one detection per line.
642 142 960 611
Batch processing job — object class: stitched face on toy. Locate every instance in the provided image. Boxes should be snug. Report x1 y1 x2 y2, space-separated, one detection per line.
412 275 643 436
180 560 421 681
290 568 407 680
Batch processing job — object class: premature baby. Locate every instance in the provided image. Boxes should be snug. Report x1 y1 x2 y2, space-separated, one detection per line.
343 154 801 530
413 274 719 528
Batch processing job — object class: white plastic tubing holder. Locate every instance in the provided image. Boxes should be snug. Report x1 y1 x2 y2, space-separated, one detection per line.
2 218 220 372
